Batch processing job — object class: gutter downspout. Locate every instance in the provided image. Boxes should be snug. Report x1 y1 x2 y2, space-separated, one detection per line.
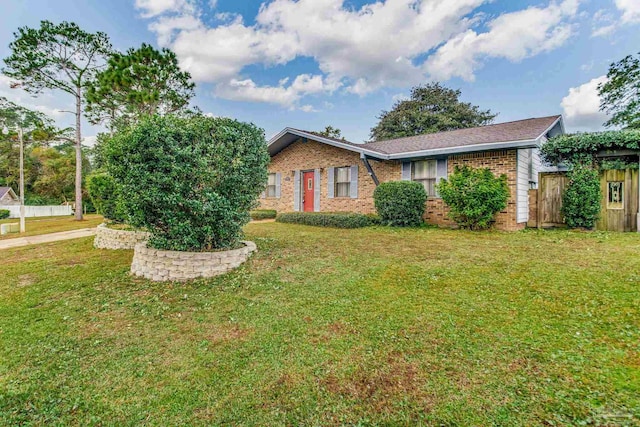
361 154 380 186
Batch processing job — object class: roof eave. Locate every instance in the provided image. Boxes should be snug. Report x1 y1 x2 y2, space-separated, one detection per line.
267 128 388 159
388 138 541 160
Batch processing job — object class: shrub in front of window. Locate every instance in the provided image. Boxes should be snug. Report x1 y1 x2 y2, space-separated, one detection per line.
0 209 9 220
87 172 126 223
104 115 270 251
276 212 379 228
250 209 277 220
373 181 427 227
562 163 601 229
437 165 509 230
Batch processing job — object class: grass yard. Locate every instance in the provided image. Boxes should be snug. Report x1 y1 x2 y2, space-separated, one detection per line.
0 223 638 426
0 214 103 240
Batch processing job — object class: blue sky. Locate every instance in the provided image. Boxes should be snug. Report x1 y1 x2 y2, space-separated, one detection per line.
1 0 639 144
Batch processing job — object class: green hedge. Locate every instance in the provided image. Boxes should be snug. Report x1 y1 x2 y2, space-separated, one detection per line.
562 164 601 229
0 209 9 220
276 212 379 228
250 209 277 220
373 181 427 227
87 172 126 223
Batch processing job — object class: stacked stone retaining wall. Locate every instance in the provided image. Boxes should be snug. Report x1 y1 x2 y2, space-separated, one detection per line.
94 223 151 250
130 241 256 282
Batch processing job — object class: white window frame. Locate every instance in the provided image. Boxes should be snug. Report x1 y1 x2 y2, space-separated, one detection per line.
412 160 437 197
334 166 351 198
266 173 277 198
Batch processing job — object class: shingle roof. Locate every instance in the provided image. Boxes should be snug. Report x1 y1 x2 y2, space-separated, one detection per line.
363 115 562 155
269 115 563 159
0 187 15 199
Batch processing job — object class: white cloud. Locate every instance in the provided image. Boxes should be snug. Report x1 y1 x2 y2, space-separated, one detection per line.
425 0 580 81
142 0 583 105
561 76 610 131
591 9 617 37
300 105 318 113
83 135 98 147
616 0 640 23
134 0 192 18
215 74 335 109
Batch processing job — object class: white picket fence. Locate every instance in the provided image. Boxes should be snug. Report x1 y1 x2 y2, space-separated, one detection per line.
2 205 73 218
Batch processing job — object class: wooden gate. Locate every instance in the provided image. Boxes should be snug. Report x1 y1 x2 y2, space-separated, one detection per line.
537 172 568 227
596 169 639 232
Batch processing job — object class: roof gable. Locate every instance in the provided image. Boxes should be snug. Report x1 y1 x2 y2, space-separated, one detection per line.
0 187 18 200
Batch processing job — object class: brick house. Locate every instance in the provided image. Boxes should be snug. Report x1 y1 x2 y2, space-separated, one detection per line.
259 115 564 231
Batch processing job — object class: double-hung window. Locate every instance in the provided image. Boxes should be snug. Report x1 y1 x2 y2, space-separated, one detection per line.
335 167 350 197
412 160 437 196
266 173 277 197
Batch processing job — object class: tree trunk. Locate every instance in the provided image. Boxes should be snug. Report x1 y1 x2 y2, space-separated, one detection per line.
75 88 83 221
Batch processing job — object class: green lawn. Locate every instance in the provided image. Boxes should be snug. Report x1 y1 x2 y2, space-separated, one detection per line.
0 214 103 240
1 223 638 426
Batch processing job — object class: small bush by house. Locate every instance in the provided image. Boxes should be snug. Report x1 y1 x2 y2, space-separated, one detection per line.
276 212 379 228
250 209 277 220
105 114 270 251
437 165 509 230
562 164 601 229
0 209 9 220
373 181 427 227
87 172 126 223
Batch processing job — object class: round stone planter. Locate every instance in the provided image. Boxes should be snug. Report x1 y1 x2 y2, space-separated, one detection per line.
93 223 151 250
130 241 257 282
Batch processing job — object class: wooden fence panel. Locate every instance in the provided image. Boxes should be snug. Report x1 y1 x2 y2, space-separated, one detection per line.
538 172 568 227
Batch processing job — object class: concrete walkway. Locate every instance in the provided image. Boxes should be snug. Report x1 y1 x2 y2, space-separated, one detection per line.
0 228 96 250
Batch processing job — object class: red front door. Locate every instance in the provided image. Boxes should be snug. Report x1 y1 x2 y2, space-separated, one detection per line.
303 171 314 212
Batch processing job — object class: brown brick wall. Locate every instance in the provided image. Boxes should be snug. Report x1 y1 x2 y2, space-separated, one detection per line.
423 150 524 231
260 140 524 231
259 139 401 214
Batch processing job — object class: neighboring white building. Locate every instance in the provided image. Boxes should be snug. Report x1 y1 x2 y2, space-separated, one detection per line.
0 187 19 206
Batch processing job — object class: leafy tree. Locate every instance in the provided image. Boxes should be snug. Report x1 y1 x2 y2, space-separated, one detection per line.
437 165 509 230
85 43 195 133
104 115 270 251
370 83 497 141
31 144 90 203
599 53 640 129
0 97 74 200
316 126 344 140
3 20 112 220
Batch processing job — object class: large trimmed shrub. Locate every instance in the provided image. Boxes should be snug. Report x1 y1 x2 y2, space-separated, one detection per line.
437 165 509 230
373 181 427 227
562 164 601 229
0 209 9 219
87 172 125 223
104 115 270 251
276 212 378 228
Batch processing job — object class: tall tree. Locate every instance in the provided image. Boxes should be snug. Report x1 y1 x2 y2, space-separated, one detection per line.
369 83 497 141
599 52 640 129
3 20 112 220
85 43 195 133
0 97 76 202
316 125 344 140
